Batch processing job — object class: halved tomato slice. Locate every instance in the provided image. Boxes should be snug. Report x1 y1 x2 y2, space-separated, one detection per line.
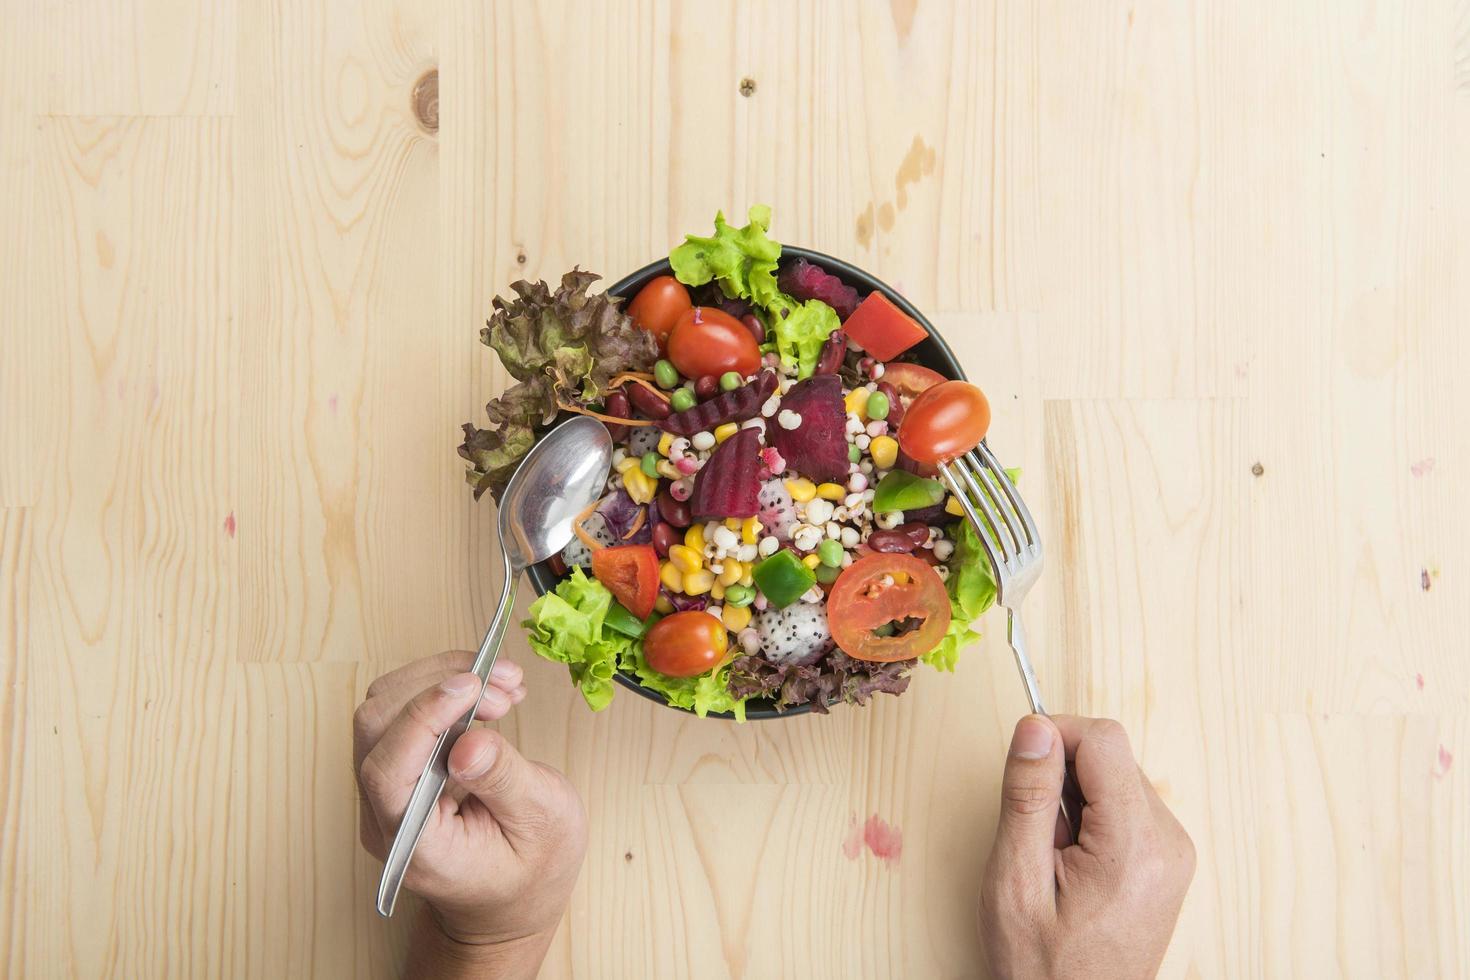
590 544 660 619
880 361 946 398
827 553 951 662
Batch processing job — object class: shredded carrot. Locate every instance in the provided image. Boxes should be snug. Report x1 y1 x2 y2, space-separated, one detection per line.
572 499 605 553
608 371 657 387
615 374 673 408
555 398 659 426
621 508 646 540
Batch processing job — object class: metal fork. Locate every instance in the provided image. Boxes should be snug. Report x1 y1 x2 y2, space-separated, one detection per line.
940 441 1086 845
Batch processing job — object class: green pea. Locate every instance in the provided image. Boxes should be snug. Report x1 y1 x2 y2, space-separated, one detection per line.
654 359 679 389
815 563 841 584
670 388 696 412
818 539 844 567
866 391 890 420
848 444 862 463
641 452 660 477
719 371 742 392
723 584 754 607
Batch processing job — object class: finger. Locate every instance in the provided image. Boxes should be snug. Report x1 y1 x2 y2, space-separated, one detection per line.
366 649 476 700
987 714 1065 917
357 674 505 837
1051 715 1150 845
446 728 559 842
354 660 524 771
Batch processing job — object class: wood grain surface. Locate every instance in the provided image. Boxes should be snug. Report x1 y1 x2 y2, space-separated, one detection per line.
3 1 1467 977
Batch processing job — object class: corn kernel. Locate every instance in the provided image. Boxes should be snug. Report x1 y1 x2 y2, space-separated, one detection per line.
656 459 680 481
739 569 754 587
891 571 910 585
615 456 642 474
740 516 761 544
669 544 703 574
659 561 683 593
658 432 674 456
714 422 739 444
718 560 743 586
816 482 846 501
722 604 752 632
683 569 714 596
622 468 656 504
654 593 674 614
945 495 965 517
869 435 899 470
785 477 817 502
802 553 822 570
724 517 742 530
711 580 726 600
844 386 871 417
684 524 705 552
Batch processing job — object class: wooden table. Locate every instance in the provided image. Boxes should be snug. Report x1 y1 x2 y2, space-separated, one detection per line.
3 2 1466 976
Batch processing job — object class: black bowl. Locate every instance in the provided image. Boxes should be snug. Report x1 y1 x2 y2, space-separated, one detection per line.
525 246 968 720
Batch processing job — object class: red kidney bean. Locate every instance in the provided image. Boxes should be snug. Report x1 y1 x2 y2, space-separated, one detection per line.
876 381 904 428
695 375 720 401
867 529 919 553
602 390 631 441
898 521 931 547
814 331 848 375
546 553 568 576
625 381 671 419
651 521 680 557
740 313 765 344
656 489 692 528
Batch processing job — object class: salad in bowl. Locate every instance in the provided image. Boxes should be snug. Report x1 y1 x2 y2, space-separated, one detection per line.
460 207 997 721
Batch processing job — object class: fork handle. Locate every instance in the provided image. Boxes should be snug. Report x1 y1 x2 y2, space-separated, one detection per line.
1006 609 1086 844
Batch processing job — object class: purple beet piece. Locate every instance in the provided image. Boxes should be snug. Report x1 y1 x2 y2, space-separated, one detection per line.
660 370 778 436
763 375 850 483
903 502 950 526
690 427 763 520
778 258 861 320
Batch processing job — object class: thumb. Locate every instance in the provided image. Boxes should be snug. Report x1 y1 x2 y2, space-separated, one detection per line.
447 728 550 828
990 715 1065 900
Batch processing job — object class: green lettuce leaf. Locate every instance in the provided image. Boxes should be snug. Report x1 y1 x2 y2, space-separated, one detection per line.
460 270 659 501
523 568 632 711
765 298 840 378
921 502 1001 671
619 642 748 722
669 205 783 310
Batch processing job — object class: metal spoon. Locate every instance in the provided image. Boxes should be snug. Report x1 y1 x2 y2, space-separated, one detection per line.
376 414 613 917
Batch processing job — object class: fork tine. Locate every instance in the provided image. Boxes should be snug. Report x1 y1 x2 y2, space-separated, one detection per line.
946 456 1018 562
973 442 1039 548
939 464 1006 572
953 451 1025 557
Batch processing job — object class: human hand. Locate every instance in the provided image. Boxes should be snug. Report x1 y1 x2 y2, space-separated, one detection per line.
354 650 587 973
979 715 1195 980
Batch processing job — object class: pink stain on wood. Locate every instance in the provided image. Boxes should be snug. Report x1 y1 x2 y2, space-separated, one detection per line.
1416 672 1425 691
1411 457 1435 477
842 814 903 865
328 393 338 415
1435 745 1454 779
224 512 236 538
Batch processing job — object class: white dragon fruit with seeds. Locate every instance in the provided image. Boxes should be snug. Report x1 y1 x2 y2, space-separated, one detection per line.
559 512 616 568
756 603 832 667
756 478 798 541
627 426 662 458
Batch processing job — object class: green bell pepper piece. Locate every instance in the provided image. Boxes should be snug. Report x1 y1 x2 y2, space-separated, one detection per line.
871 470 946 513
751 549 816 609
604 601 659 639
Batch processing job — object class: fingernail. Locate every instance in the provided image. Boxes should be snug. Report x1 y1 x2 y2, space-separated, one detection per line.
440 673 479 697
1011 715 1054 760
490 661 518 682
455 741 495 780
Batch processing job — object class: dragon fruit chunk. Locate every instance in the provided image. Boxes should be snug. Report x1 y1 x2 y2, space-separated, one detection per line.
756 478 798 541
757 602 833 667
778 258 861 320
559 511 617 568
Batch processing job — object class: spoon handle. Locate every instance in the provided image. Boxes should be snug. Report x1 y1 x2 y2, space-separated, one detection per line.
376 553 520 917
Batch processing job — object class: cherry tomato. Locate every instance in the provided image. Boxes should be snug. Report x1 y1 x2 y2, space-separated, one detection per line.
897 380 991 465
643 610 728 677
827 553 951 662
627 276 692 347
666 307 762 379
590 544 660 619
879 362 946 398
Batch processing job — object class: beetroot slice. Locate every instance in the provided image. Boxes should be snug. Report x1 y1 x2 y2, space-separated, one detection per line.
764 375 850 483
690 427 763 520
659 370 778 437
779 258 861 320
